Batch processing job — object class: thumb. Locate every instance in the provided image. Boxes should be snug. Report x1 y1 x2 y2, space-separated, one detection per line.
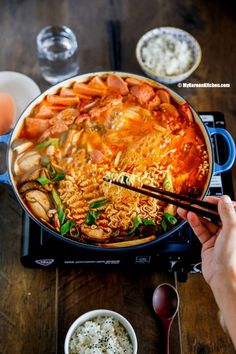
218 195 236 225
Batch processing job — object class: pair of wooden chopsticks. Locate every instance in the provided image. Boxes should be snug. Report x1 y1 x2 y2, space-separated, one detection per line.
107 19 121 70
103 177 221 225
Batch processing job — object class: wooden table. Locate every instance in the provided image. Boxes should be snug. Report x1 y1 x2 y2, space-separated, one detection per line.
0 1 235 353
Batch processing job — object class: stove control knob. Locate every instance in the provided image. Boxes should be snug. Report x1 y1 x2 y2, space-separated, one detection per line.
192 262 202 273
167 258 182 271
169 260 179 271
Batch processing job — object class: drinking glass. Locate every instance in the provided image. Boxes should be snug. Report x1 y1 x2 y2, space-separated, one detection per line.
36 25 79 85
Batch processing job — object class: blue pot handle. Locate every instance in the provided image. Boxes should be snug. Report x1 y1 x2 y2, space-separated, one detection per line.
0 132 11 185
207 127 236 174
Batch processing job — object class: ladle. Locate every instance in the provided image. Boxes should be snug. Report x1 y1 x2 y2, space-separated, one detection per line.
152 283 179 354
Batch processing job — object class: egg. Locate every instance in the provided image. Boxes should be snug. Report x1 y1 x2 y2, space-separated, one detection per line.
0 92 16 134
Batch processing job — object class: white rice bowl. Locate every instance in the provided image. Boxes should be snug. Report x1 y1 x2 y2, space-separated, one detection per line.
64 310 138 354
141 33 194 76
136 26 202 84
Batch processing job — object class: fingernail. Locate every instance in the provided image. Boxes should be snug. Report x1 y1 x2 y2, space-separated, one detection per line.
221 195 231 203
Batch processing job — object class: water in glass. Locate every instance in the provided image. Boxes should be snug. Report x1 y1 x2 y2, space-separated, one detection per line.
37 26 79 85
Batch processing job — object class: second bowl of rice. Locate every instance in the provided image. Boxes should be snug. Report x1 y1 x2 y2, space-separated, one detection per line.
64 309 138 354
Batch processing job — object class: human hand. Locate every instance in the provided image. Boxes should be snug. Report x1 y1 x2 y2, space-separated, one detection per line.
177 195 236 287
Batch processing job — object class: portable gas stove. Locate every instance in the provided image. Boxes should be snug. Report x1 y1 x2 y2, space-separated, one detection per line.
20 112 234 281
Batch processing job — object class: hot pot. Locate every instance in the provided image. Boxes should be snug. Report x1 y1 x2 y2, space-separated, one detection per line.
0 72 235 252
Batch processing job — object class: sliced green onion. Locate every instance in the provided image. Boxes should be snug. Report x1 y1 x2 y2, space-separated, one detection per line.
52 188 62 207
47 163 56 178
85 210 102 226
127 215 142 235
49 138 59 147
161 218 168 232
52 173 65 182
163 212 178 225
163 170 173 192
122 175 129 184
37 173 65 185
133 215 142 229
42 155 50 167
70 230 79 238
35 138 59 150
142 219 156 225
112 230 120 237
60 220 76 235
70 123 78 129
37 176 51 185
35 141 50 150
59 131 68 146
58 205 66 225
89 198 109 209
46 161 65 181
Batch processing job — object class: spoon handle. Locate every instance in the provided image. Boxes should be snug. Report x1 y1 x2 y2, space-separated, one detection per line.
162 319 172 354
166 328 170 354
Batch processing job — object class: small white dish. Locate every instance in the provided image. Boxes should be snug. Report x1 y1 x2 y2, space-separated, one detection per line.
64 309 138 354
136 27 202 84
0 71 41 127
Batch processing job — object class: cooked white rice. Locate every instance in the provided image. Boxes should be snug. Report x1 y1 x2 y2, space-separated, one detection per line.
141 33 193 76
69 316 133 354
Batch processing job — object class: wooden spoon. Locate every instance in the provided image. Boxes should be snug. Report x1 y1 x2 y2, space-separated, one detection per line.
152 283 179 354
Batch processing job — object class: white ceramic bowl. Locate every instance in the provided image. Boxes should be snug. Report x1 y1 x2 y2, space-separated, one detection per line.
136 27 202 84
0 71 41 127
64 309 138 354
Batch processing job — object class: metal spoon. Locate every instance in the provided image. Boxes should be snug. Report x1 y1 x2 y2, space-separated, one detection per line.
152 283 179 354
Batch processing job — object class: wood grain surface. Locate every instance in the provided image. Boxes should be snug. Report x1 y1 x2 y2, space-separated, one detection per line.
0 0 235 353
177 275 235 354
